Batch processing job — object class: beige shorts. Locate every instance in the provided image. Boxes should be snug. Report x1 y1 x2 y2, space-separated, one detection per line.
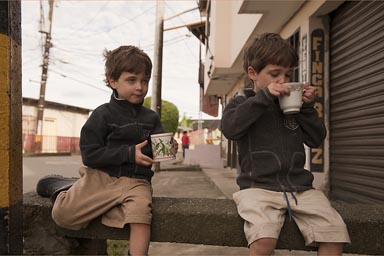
233 188 351 247
52 167 153 230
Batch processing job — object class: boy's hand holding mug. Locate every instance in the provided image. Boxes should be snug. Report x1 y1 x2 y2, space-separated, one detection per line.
302 83 316 103
273 82 316 114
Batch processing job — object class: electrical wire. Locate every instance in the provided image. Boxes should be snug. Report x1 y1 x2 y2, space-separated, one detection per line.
54 5 155 41
164 2 199 62
48 68 110 94
73 1 110 32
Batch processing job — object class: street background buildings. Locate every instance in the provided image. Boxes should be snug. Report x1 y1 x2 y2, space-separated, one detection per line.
197 0 384 204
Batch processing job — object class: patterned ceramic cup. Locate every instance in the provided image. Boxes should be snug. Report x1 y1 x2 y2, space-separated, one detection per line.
150 133 176 162
278 82 304 114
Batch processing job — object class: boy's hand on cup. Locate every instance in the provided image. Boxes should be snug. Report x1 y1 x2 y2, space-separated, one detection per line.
173 140 179 153
268 83 291 97
302 83 316 103
135 140 154 166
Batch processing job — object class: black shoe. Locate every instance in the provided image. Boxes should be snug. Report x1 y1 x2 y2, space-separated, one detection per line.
36 175 78 201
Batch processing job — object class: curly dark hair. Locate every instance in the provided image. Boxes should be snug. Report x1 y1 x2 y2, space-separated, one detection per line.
104 45 152 88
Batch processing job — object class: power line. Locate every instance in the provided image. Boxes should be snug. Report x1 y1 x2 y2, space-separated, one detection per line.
49 68 110 94
54 5 155 41
164 7 198 21
74 1 110 32
48 59 104 83
164 2 199 62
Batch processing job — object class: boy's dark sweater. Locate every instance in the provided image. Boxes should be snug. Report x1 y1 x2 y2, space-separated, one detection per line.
221 88 326 192
80 94 164 182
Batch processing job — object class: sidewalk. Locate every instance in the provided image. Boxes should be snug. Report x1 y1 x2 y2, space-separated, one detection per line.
158 155 238 199
200 167 239 199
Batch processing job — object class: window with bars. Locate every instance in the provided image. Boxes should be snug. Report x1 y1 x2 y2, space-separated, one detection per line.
288 31 300 82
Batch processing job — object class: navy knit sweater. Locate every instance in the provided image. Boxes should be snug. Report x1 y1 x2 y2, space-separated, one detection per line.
80 94 163 182
221 87 326 192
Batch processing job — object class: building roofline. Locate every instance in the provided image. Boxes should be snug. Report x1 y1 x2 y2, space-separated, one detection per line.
22 97 92 115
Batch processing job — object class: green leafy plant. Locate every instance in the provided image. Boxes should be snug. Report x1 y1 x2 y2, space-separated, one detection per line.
107 240 129 256
143 97 179 133
179 112 192 128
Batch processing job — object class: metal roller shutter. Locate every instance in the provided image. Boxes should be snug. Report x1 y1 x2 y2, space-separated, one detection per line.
329 0 384 203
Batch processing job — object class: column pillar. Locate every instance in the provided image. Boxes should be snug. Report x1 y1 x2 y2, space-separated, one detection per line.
0 0 23 254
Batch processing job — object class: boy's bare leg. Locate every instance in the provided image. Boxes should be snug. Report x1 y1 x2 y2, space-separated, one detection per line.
129 223 151 256
318 242 343 256
249 238 277 256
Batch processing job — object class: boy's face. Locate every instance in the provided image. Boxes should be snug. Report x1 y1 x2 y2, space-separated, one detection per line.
109 71 150 104
248 64 293 92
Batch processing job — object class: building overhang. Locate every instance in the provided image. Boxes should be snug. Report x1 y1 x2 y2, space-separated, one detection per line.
186 21 206 44
232 0 306 68
206 67 243 95
205 0 306 96
238 0 306 32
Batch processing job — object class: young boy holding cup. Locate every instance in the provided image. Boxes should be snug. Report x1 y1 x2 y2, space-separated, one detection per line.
46 46 176 255
221 33 350 255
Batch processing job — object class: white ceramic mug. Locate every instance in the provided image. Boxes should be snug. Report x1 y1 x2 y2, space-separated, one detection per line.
150 133 176 162
278 82 304 114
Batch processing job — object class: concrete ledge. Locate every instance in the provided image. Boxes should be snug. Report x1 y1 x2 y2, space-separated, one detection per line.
23 192 384 255
23 152 73 157
158 164 201 172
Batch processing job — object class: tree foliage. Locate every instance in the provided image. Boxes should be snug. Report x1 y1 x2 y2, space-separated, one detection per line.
143 97 179 133
179 112 192 128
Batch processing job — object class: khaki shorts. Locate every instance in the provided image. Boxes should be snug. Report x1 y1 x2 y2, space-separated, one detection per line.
52 167 152 230
233 188 351 247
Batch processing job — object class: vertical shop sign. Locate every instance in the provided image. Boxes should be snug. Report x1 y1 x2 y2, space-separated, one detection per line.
301 35 307 83
310 29 324 172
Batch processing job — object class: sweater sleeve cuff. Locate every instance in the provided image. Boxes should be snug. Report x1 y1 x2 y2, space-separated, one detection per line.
260 87 276 102
302 101 315 108
127 145 136 163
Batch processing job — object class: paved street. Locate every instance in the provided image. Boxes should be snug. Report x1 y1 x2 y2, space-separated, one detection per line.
23 155 227 199
23 155 82 193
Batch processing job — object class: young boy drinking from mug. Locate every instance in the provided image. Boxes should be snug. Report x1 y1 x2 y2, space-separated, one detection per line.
221 33 350 256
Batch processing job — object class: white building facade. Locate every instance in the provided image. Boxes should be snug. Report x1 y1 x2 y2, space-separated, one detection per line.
199 0 384 203
22 98 91 154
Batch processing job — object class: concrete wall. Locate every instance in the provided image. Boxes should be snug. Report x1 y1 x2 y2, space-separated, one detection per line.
24 192 384 255
210 1 261 68
184 144 223 168
204 1 261 95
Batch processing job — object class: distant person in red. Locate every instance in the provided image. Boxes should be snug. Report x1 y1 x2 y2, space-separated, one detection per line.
181 131 190 158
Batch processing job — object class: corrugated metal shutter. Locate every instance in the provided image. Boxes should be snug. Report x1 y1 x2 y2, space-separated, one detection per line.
329 0 384 203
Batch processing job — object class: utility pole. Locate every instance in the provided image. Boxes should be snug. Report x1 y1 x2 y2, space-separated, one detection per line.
35 0 54 151
198 33 203 144
151 0 164 172
151 0 164 117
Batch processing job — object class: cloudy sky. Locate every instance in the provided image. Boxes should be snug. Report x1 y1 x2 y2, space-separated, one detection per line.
22 0 214 120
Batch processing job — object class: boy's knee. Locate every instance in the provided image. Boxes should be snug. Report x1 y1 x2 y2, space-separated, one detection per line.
51 195 85 230
249 238 277 256
52 203 73 227
318 242 344 255
133 197 152 221
52 208 86 230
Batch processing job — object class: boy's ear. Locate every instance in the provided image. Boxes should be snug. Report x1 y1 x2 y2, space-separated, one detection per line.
247 66 258 81
108 77 117 88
